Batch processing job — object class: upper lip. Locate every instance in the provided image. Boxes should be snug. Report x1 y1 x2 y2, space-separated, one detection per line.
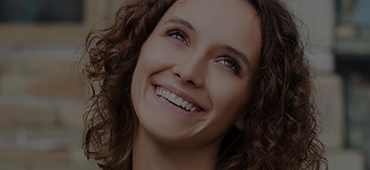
152 83 205 111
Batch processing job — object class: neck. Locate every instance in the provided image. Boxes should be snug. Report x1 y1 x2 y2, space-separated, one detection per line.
132 128 221 170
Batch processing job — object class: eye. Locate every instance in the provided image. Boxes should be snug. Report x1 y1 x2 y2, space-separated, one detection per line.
166 29 189 44
219 58 241 74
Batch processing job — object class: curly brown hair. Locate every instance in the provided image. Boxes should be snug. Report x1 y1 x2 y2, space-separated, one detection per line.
82 0 328 169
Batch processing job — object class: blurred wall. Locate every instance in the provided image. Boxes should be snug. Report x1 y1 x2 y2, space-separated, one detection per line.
286 0 366 169
0 0 116 169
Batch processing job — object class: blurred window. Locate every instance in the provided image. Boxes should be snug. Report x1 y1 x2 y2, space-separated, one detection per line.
0 0 83 23
336 0 370 168
336 0 370 54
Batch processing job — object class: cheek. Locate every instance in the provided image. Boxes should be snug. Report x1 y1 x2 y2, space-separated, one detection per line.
136 44 157 69
204 83 249 139
137 38 178 73
208 77 251 118
216 90 247 114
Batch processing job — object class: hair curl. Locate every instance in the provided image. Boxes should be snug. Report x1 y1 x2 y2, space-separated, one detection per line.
82 0 328 169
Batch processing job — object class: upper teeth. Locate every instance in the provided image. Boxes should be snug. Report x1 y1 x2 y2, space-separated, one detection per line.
156 88 198 112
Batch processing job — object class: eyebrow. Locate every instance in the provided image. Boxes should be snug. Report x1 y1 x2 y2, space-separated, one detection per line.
164 17 251 70
164 17 195 32
223 45 251 70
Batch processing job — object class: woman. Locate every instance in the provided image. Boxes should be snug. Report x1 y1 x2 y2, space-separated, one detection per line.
82 0 328 169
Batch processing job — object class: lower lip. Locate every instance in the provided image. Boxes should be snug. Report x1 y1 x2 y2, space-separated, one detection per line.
151 85 204 117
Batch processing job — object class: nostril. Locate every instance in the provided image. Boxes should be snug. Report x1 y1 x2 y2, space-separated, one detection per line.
173 66 202 87
174 72 197 86
175 73 181 78
186 80 196 86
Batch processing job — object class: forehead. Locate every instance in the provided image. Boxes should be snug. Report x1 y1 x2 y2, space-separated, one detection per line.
165 0 259 30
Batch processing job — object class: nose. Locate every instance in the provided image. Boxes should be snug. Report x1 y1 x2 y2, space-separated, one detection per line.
172 57 205 87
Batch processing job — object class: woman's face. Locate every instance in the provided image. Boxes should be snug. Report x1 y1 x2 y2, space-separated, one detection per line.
131 0 262 147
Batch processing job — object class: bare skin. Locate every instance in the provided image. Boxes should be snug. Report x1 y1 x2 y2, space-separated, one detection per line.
130 0 262 169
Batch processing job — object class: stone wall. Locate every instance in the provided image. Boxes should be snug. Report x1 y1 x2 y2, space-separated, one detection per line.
0 0 117 169
0 45 99 170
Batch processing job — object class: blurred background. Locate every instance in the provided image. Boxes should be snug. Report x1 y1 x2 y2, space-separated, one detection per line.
0 0 369 169
0 0 118 169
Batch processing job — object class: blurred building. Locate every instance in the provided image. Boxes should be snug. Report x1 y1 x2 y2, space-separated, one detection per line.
288 0 369 169
0 0 369 169
0 0 118 169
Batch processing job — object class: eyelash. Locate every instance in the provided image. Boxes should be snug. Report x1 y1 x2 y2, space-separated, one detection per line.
166 28 189 45
219 57 241 74
165 27 241 75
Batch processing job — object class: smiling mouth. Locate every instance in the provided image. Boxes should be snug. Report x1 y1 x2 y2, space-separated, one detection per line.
155 87 202 112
